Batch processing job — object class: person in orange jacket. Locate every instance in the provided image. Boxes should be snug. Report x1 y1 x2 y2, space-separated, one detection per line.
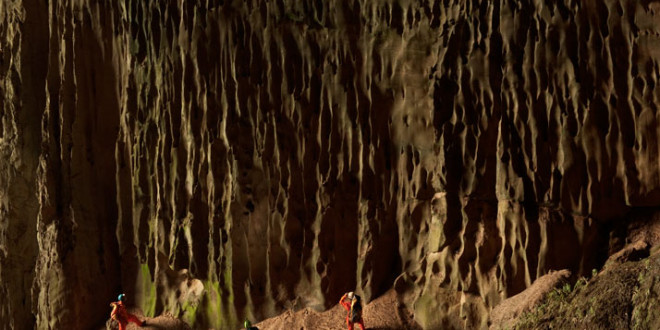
340 291 365 330
110 294 146 330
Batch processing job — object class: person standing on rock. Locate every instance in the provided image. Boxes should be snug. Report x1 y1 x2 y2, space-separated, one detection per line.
340 291 365 330
110 294 147 330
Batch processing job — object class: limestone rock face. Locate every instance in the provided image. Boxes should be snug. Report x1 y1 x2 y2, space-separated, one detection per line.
1 0 659 329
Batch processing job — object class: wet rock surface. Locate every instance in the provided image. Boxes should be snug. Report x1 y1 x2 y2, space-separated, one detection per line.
1 0 660 329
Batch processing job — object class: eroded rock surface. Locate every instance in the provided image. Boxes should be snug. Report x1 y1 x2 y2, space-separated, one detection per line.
1 0 660 329
489 269 570 329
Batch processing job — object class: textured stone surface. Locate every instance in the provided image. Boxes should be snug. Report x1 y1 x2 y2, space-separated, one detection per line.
489 269 570 329
1 0 660 329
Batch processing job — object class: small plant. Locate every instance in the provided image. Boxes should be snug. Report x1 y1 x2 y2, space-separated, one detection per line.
574 277 588 291
515 277 591 329
562 283 572 295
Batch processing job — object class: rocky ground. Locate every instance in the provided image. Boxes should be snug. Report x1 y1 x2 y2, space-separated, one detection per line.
491 214 660 329
103 290 418 330
104 248 660 330
255 290 419 330
104 313 191 330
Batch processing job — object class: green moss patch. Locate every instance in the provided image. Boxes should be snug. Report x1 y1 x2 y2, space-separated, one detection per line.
514 254 660 329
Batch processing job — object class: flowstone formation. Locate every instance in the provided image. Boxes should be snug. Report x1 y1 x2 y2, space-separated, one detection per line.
1 0 659 329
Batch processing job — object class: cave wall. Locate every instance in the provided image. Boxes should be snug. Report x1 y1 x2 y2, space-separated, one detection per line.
1 0 659 329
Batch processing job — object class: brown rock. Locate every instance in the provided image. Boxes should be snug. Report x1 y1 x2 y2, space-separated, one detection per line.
489 269 571 329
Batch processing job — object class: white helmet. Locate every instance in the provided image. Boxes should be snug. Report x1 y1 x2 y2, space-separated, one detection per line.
347 292 354 300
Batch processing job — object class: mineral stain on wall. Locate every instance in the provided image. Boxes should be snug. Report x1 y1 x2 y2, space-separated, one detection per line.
1 0 659 329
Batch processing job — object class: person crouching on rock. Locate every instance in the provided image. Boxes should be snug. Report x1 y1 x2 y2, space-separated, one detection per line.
110 294 146 330
340 291 365 330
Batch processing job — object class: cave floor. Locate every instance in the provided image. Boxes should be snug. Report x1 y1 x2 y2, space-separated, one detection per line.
255 290 419 330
